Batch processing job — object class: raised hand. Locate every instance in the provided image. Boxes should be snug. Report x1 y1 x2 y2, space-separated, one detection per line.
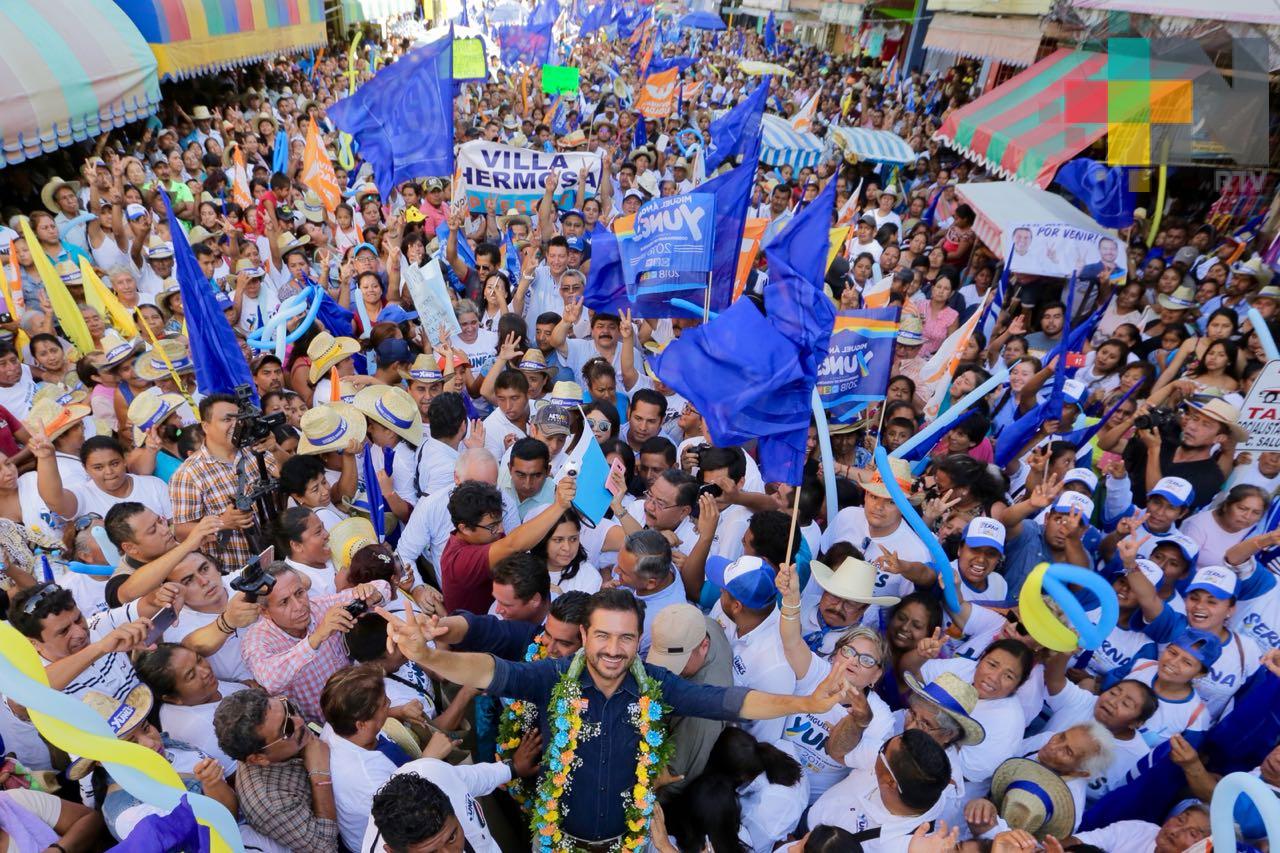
915 627 945 660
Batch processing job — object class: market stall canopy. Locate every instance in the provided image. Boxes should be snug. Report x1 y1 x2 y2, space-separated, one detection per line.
343 0 419 24
760 113 823 170
740 60 794 76
830 125 918 165
0 0 160 168
1071 0 1280 25
936 48 1214 188
680 10 727 30
956 181 1110 256
113 0 327 81
922 12 1044 67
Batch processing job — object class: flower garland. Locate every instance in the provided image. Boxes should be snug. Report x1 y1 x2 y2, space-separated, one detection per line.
531 650 673 853
497 632 550 806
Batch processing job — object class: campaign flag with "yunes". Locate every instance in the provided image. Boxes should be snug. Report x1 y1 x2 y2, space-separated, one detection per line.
618 193 716 313
818 308 901 422
455 140 603 214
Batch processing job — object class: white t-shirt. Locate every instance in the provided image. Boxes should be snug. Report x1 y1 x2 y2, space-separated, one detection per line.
159 682 246 774
820 508 931 619
1040 679 1151 802
922 657 1026 800
807 761 948 851
285 557 338 598
360 757 511 853
453 330 498 376
782 654 893 804
551 562 602 596
163 582 253 682
1179 509 1250 572
322 725 399 851
1123 661 1212 748
710 607 796 745
0 365 37 420
19 453 89 537
1073 819 1160 852
70 474 171 519
561 337 643 385
482 407 527 460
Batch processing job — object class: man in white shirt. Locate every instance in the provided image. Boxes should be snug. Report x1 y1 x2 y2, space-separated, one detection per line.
614 529 689 656
705 554 795 744
416 393 474 500
807 730 954 849
482 372 530 460
849 214 884 265
551 303 641 381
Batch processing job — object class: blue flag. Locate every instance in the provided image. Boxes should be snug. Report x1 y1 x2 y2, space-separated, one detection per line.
503 228 522 285
272 128 289 175
498 23 553 67
361 445 386 541
161 191 255 402
578 0 609 37
108 795 209 853
633 111 647 149
618 5 649 38
529 0 561 27
648 54 698 74
920 187 942 227
316 287 356 337
1055 158 1137 229
763 11 777 54
550 96 570 135
704 77 768 172
819 308 901 423
329 38 454 200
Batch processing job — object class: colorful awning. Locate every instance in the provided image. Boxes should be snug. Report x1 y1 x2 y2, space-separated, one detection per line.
760 113 823 170
343 0 419 24
922 12 1045 67
0 0 160 168
113 0 327 82
1071 0 1280 25
955 181 1110 256
830 125 918 165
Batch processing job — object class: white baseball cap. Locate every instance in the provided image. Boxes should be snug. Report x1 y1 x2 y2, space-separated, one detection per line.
1132 559 1165 589
1051 491 1094 518
1063 467 1099 493
1151 476 1194 508
1186 566 1238 600
1062 379 1087 406
964 517 1005 554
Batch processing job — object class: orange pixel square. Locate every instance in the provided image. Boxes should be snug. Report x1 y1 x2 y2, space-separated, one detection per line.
1150 80 1192 124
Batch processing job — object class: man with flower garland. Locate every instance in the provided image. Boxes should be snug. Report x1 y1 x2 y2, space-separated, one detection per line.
380 588 859 852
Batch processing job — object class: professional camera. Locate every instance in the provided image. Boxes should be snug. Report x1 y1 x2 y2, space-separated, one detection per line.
230 551 277 602
231 384 286 449
1134 407 1178 432
344 598 369 618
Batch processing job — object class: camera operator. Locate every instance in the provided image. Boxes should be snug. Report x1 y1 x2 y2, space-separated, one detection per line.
169 394 267 571
240 561 389 722
1114 398 1245 512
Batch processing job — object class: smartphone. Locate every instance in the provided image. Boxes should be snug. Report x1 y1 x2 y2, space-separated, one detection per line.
606 457 627 497
145 606 178 646
1065 352 1086 368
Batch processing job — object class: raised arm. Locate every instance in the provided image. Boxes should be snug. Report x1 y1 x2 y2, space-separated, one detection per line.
775 562 813 679
488 477 577 565
380 608 497 689
27 432 76 519
550 298 584 354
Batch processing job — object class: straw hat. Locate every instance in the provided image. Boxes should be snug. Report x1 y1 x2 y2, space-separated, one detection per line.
559 129 588 148
32 383 87 408
354 385 423 445
25 398 91 442
186 225 223 245
68 685 154 780
991 758 1076 840
896 314 924 346
40 178 80 213
809 556 901 607
1186 396 1248 443
515 348 556 378
134 339 195 382
299 191 326 224
128 390 186 446
297 402 367 455
548 380 584 406
400 353 444 384
98 331 144 370
855 456 915 500
1156 285 1196 311
307 332 361 383
1231 255 1275 288
903 671 986 745
276 232 311 258
329 515 377 570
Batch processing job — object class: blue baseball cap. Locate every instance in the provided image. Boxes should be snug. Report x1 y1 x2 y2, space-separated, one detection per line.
560 208 585 222
1152 532 1199 570
1151 476 1194 508
963 517 1005 554
352 241 379 257
377 304 419 325
705 555 777 610
375 338 414 368
1172 628 1223 671
214 291 234 311
566 235 587 253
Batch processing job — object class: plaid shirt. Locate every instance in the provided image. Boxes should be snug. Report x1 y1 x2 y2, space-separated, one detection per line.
235 757 339 853
168 445 260 570
240 582 390 722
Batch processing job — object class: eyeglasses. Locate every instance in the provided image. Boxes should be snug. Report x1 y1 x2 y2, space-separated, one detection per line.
261 697 303 752
644 490 675 511
878 743 902 795
837 646 880 668
21 584 64 615
72 512 103 532
472 521 502 535
586 418 611 433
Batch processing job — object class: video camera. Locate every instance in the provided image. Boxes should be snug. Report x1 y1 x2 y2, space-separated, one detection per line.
229 547 277 603
231 384 287 450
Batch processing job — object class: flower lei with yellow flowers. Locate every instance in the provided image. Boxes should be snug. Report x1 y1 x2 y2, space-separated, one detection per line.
532 650 672 853
497 633 550 806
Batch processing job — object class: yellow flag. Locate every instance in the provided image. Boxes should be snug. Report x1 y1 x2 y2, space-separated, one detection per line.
19 220 93 354
302 119 341 212
79 259 138 338
827 227 850 271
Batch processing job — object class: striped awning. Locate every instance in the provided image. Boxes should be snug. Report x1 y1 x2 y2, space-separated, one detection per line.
1072 0 1280 25
343 0 419 23
113 0 327 81
0 0 160 168
830 125 918 165
760 113 823 170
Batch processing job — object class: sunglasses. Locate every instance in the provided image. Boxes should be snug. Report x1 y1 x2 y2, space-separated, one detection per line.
72 512 103 532
261 697 304 751
586 418 611 433
21 584 64 615
1004 610 1029 636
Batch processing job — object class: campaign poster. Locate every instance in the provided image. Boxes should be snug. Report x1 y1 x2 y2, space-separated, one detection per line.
817 308 901 423
1007 222 1128 284
618 193 716 315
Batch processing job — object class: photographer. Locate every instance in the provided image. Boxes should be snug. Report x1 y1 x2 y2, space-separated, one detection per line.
169 393 267 571
1122 398 1244 512
240 562 389 721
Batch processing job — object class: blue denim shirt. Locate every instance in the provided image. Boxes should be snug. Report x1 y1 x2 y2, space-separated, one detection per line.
488 656 750 841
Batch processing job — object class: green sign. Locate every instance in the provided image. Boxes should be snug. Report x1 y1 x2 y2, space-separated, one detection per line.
454 38 487 82
541 64 580 95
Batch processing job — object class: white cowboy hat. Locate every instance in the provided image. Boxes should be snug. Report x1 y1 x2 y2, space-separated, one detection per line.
809 556 901 607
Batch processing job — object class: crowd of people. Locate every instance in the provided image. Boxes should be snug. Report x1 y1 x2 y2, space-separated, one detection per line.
0 8 1277 853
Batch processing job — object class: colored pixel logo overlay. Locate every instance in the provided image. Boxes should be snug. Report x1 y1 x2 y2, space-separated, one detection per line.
1060 38 1269 167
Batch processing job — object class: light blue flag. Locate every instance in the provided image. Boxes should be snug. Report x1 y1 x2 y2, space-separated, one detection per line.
499 24 553 67
704 77 768 172
328 37 454 200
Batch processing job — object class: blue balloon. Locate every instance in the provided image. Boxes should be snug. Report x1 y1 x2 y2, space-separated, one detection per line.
676 126 705 157
873 445 959 611
1040 563 1119 651
247 286 325 352
1212 771 1280 852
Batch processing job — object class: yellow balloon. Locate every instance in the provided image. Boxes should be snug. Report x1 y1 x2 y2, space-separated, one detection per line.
1018 563 1080 652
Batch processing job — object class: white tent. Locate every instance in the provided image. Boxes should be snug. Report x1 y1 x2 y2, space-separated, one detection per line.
955 181 1113 256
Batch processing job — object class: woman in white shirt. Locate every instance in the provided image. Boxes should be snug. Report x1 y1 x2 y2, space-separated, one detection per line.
135 644 246 774
31 434 171 520
1179 484 1267 570
532 511 602 596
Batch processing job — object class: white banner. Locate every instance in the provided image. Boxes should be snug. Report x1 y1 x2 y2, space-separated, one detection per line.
455 140 604 215
1007 222 1127 282
401 257 461 347
1241 359 1280 451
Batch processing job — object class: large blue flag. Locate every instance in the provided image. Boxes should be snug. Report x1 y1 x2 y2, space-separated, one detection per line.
585 134 757 319
1055 158 1137 229
328 38 454 200
648 54 698 74
763 11 777 54
361 445 387 541
819 308 901 424
578 0 610 37
704 77 768 172
498 24 553 67
618 5 649 38
161 191 256 402
528 0 561 27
